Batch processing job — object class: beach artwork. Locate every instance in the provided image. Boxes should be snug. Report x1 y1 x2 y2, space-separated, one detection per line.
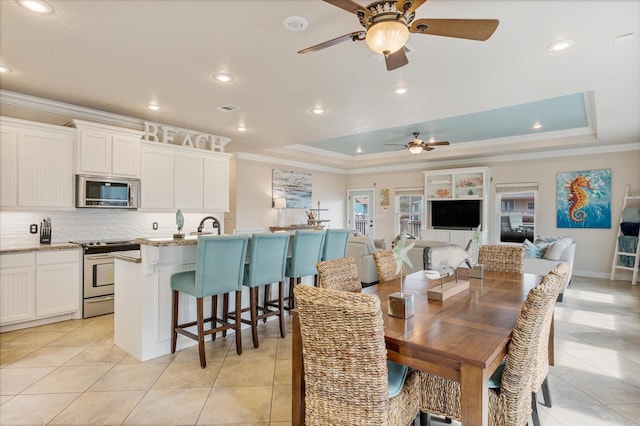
556 168 611 228
272 169 312 209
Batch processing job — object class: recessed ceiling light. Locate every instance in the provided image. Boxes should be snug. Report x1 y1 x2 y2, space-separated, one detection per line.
213 72 234 83
532 122 543 129
547 39 575 52
356 147 362 153
311 107 324 115
428 137 436 143
237 125 247 132
16 0 54 14
0 65 12 73
283 16 308 32
146 104 161 111
394 87 409 95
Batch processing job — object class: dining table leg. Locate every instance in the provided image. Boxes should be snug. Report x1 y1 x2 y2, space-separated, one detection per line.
460 364 489 426
292 312 304 426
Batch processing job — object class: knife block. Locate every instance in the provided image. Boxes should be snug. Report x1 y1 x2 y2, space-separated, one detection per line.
40 233 51 244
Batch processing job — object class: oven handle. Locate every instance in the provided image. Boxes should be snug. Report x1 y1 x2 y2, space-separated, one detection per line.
85 254 114 260
85 295 114 303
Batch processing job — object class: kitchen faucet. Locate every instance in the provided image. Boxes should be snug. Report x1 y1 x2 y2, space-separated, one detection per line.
197 216 221 234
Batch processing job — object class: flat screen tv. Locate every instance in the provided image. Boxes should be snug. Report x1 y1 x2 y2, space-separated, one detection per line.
431 200 481 230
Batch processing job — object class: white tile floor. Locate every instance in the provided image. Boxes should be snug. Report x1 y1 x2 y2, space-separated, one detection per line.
1 275 639 425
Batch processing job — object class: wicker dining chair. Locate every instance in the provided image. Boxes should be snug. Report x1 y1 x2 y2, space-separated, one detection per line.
373 249 402 282
419 270 563 426
294 285 420 426
478 245 525 273
316 256 362 292
529 262 571 425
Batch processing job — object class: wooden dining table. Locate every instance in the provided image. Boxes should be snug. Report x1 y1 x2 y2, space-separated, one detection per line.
292 269 550 426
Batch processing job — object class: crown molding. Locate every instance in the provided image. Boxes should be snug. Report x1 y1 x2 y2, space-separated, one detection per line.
0 90 145 130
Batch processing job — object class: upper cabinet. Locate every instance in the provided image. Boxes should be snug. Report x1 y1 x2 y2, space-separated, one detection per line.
140 142 231 212
71 119 143 178
0 117 75 210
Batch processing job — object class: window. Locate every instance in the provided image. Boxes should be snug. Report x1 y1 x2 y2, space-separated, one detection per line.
395 192 423 238
495 183 538 244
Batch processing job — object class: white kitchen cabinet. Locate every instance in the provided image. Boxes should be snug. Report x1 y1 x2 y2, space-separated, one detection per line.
72 119 142 177
0 249 81 329
203 156 230 211
36 250 80 317
0 117 75 210
0 125 18 207
141 146 175 209
140 142 231 212
174 153 204 210
0 253 36 325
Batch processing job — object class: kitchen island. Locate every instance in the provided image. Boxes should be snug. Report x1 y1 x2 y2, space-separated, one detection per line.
114 235 288 361
114 236 203 361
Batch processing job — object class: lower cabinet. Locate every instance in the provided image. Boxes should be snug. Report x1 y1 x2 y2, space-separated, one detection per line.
0 253 36 325
0 249 80 329
36 251 81 318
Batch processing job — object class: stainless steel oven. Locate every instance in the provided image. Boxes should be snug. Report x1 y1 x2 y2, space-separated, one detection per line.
70 240 140 318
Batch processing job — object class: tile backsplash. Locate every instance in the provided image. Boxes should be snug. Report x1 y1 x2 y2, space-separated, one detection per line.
0 209 224 247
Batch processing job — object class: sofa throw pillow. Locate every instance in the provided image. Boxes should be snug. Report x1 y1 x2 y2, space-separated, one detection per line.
543 237 573 261
523 239 545 258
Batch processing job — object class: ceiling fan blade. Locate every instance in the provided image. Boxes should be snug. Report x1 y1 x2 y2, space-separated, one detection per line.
385 143 409 147
424 146 435 151
298 31 365 54
397 0 428 16
410 18 499 41
424 141 450 146
323 0 371 17
385 48 409 71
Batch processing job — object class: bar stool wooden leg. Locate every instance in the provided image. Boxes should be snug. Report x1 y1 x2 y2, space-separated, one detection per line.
263 284 270 323
171 290 179 353
222 293 229 337
234 290 243 355
278 280 285 338
250 287 259 348
211 295 217 341
196 297 206 368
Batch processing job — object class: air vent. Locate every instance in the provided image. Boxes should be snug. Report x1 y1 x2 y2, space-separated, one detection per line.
216 104 240 112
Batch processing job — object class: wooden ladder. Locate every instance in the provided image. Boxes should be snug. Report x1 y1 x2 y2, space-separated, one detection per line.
610 184 640 285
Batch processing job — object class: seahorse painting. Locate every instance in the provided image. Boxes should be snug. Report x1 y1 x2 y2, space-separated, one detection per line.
556 169 611 229
566 175 592 222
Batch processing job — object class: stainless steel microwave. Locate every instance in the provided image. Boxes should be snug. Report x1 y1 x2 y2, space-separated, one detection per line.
76 175 140 209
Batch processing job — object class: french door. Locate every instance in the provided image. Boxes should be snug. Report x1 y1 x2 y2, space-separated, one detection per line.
348 189 375 237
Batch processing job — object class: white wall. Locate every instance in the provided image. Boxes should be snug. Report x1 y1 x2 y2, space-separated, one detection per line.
233 158 348 232
346 150 640 279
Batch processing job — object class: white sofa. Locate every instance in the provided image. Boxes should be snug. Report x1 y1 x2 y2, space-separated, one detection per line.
346 236 387 284
523 237 576 302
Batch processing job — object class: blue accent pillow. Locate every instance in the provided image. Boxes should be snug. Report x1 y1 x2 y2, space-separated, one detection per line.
387 360 408 398
523 239 545 258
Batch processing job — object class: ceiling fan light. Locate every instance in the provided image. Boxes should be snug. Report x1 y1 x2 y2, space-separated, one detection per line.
365 21 409 55
408 145 423 154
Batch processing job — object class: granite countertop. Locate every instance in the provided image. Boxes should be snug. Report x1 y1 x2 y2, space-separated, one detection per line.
112 250 142 263
135 236 199 247
0 242 80 255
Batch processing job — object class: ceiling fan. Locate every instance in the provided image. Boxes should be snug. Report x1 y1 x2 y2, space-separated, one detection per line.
387 131 450 154
298 0 499 71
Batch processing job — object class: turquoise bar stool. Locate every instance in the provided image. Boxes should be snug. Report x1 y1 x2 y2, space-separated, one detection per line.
234 233 289 348
170 235 248 368
285 230 325 309
321 228 350 261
